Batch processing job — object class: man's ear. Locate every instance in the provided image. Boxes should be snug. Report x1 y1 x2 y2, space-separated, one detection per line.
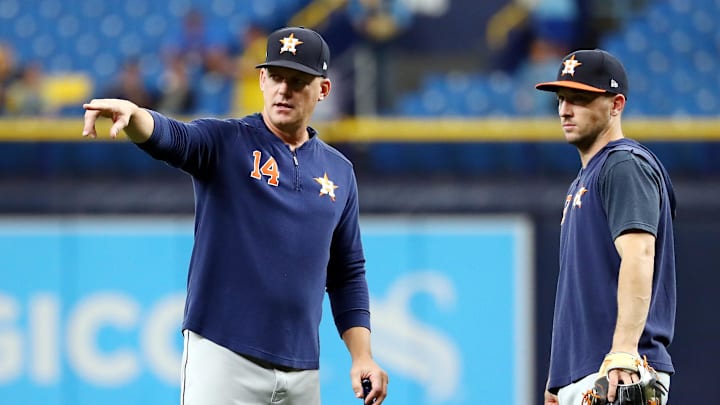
319 78 331 101
258 68 266 91
611 93 626 115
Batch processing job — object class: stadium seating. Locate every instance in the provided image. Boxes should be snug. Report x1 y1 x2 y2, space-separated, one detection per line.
395 0 720 118
0 0 311 113
0 0 716 177
382 0 719 175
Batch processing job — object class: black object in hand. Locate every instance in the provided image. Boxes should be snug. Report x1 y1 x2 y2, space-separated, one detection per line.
361 378 373 401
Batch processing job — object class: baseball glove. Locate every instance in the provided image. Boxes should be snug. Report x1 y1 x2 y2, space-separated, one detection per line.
582 352 668 405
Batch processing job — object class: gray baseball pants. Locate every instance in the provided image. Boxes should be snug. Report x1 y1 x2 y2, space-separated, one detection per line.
180 330 321 405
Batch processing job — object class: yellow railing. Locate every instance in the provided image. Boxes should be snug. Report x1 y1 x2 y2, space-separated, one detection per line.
0 117 718 143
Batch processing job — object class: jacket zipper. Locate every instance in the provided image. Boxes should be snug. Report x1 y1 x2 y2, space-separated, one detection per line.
292 151 300 191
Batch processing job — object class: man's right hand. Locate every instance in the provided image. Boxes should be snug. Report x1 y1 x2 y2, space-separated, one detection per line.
82 98 153 142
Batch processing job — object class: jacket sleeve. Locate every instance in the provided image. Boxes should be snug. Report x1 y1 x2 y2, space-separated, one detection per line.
136 110 237 178
326 170 372 336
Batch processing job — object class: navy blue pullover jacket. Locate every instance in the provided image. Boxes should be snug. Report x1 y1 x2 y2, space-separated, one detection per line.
138 111 371 370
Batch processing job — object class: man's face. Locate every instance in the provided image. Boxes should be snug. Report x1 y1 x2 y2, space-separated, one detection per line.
555 88 616 150
260 67 328 131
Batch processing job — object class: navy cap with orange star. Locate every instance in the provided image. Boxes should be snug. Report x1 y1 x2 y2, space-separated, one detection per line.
256 26 330 77
535 49 628 97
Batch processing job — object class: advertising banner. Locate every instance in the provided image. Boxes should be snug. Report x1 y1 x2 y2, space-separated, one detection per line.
0 216 532 404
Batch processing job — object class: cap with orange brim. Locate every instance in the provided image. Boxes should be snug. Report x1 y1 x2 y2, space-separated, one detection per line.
535 49 628 97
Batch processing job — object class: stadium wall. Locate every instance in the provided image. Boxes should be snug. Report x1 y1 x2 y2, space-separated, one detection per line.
0 118 718 404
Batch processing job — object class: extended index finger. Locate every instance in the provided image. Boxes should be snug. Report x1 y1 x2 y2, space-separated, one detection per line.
82 98 114 111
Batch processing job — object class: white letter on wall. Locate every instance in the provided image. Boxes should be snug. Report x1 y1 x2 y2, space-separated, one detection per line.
0 293 22 382
66 292 140 386
29 293 60 384
142 293 184 385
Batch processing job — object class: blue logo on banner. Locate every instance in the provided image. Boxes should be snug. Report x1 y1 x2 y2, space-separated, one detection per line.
319 217 533 404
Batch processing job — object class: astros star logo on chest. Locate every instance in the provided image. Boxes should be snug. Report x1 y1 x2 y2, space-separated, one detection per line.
314 172 338 201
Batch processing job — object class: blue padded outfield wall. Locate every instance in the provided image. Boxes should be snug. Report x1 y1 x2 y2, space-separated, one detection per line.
0 216 533 405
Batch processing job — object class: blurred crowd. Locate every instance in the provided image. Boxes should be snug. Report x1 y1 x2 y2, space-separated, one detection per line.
485 0 641 115
0 9 274 118
0 0 417 119
0 0 661 120
0 43 46 116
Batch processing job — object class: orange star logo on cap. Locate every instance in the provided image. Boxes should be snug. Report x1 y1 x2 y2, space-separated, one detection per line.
279 33 303 55
561 55 582 76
